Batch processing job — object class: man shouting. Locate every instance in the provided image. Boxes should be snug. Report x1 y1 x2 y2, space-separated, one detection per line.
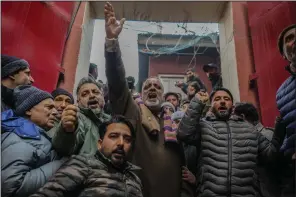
104 2 193 197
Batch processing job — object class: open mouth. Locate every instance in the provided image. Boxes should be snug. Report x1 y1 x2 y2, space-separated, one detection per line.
218 106 227 111
113 150 125 158
88 100 99 108
148 92 157 99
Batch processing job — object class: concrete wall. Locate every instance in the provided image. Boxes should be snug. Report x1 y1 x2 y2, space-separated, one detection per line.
218 2 240 103
72 2 95 98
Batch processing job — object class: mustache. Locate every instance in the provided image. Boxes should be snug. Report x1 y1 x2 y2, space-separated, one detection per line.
87 99 99 105
112 147 125 156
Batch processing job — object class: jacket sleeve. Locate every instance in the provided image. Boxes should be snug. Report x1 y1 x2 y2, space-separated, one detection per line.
52 119 86 156
105 38 141 124
1 136 64 197
30 155 90 197
177 96 205 145
258 117 287 163
181 180 195 197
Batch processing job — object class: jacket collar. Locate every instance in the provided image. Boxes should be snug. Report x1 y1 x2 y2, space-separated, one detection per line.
285 65 296 77
95 150 141 172
254 122 264 132
1 85 14 108
1 109 45 140
79 107 111 123
205 112 244 122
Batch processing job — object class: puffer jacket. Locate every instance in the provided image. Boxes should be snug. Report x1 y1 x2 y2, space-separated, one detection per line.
52 107 111 156
255 123 280 197
30 151 143 197
1 110 65 197
177 97 286 197
276 66 296 156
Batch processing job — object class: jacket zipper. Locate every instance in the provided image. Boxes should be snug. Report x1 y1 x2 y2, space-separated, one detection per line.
226 121 232 197
123 171 128 197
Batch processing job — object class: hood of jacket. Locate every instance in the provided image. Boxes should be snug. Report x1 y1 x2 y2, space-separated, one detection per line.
1 109 42 140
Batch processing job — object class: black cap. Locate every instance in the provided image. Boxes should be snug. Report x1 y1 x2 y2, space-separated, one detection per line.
277 24 296 56
51 88 74 104
203 63 218 72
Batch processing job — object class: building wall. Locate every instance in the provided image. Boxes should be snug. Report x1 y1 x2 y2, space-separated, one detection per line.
1 2 75 92
218 2 240 103
72 2 95 98
59 2 86 94
148 55 214 92
247 1 296 127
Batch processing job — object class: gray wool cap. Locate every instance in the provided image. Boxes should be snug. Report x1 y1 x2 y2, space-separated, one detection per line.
14 85 53 116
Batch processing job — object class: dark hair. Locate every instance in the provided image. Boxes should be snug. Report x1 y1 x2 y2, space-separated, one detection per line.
188 81 201 92
164 92 180 101
99 115 136 140
210 87 233 102
234 102 259 124
76 76 103 95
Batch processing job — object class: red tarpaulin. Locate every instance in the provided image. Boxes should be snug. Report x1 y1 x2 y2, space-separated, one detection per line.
247 1 296 127
1 2 75 92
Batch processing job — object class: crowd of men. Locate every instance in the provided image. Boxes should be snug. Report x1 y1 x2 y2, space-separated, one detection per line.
1 2 295 197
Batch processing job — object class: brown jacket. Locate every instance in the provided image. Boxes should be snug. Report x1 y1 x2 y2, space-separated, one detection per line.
105 39 194 197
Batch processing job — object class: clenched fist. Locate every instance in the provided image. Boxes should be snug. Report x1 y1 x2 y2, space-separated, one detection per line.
195 91 209 104
61 105 79 133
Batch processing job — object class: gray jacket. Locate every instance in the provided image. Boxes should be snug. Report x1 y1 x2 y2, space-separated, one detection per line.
255 123 280 197
177 97 286 197
1 125 65 197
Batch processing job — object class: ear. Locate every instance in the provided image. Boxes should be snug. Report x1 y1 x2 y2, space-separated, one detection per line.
97 139 103 150
8 75 16 80
240 113 246 120
25 110 32 117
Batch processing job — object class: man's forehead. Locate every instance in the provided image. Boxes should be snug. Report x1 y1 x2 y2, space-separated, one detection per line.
145 78 161 84
213 90 231 98
106 123 131 134
55 94 71 100
80 83 101 91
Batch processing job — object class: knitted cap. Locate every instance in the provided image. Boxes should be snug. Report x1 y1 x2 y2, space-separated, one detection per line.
171 111 185 121
161 102 176 112
277 24 296 56
210 87 234 102
14 85 53 116
51 88 74 104
1 54 30 79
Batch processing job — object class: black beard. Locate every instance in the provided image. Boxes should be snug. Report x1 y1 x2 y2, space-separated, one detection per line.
212 108 232 120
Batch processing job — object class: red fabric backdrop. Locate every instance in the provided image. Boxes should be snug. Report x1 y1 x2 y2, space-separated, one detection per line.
247 1 296 127
1 2 75 92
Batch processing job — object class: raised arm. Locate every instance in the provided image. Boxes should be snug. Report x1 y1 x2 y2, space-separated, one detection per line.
258 116 287 163
177 92 209 145
104 2 140 122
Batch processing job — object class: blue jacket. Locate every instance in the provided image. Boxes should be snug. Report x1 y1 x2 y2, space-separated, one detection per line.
276 66 296 155
1 110 65 197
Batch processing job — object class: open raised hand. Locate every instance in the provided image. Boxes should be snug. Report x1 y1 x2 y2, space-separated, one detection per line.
104 2 125 39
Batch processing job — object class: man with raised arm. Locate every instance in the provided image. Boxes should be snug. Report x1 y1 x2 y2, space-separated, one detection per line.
104 2 193 197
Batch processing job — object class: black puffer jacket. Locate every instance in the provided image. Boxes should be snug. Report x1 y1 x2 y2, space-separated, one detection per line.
177 97 286 197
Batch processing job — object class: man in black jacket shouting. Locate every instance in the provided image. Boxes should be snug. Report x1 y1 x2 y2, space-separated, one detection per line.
177 87 286 197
